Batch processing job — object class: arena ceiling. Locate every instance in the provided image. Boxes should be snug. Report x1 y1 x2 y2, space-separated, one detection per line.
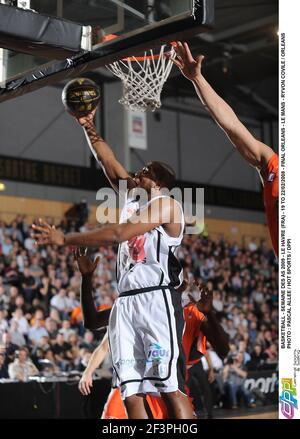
85 0 279 122
8 0 277 122
165 0 279 121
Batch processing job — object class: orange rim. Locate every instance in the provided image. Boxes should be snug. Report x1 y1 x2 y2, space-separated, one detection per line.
102 34 176 62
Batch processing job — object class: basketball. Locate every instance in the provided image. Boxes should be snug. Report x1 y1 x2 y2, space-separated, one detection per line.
62 78 101 117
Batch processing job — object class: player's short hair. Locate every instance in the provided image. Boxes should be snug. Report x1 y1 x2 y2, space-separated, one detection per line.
147 161 176 190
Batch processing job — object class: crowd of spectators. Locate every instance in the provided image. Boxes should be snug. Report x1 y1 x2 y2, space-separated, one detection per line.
179 234 278 410
0 215 111 379
0 215 278 409
179 234 278 364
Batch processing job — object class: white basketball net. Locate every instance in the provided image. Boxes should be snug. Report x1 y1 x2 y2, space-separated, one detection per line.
106 45 175 112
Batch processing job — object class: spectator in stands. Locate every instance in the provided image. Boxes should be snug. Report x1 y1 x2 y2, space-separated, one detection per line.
24 234 35 252
43 349 60 372
69 270 81 291
8 221 24 244
0 220 5 243
30 308 45 326
8 347 39 381
38 276 52 310
247 344 266 371
11 308 30 336
2 237 13 256
60 319 75 340
8 287 19 313
5 260 19 284
251 283 265 304
66 290 80 311
44 318 58 341
213 291 224 313
1 332 19 364
264 343 278 364
231 273 242 293
50 289 69 317
8 320 26 347
248 321 258 345
80 330 97 351
223 353 255 409
0 286 10 310
21 267 38 303
52 332 73 371
11 294 29 316
37 335 52 353
0 308 9 333
28 316 48 345
0 352 9 378
238 340 251 365
76 347 90 372
223 319 237 340
29 256 44 279
49 308 62 325
31 347 45 369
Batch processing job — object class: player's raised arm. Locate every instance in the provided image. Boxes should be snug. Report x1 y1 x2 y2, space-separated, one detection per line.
171 42 274 170
75 108 135 192
32 198 181 248
74 248 111 330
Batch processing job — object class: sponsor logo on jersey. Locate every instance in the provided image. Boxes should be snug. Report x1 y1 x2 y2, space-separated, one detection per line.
147 343 170 364
128 235 146 263
116 358 146 369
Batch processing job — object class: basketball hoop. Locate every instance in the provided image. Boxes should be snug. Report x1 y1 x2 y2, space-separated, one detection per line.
106 41 176 112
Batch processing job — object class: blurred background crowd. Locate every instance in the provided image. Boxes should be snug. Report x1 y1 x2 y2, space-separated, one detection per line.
0 215 278 413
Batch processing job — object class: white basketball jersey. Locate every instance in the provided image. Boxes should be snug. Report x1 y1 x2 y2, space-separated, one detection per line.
116 194 184 293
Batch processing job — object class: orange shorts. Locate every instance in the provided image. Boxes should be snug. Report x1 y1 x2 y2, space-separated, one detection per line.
146 395 168 419
101 388 127 419
101 388 168 419
263 153 279 257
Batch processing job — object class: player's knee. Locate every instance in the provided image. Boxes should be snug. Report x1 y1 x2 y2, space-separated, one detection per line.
125 393 145 406
161 390 185 402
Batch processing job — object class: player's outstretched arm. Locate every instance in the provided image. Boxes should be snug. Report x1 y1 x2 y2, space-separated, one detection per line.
32 198 181 247
75 109 135 191
79 333 109 396
190 283 229 360
74 248 111 330
171 42 274 170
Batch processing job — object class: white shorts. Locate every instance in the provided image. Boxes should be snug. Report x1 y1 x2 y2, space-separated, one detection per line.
108 286 186 400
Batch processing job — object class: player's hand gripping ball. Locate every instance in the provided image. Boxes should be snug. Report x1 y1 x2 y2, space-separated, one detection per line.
62 78 100 117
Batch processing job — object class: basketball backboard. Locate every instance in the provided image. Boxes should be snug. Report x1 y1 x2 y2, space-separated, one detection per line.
0 0 214 102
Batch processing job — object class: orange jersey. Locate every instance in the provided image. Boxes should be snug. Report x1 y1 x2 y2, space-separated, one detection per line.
70 306 82 325
263 153 279 257
182 304 206 366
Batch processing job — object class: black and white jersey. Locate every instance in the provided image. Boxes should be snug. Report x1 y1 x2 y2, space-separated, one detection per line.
116 194 184 293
